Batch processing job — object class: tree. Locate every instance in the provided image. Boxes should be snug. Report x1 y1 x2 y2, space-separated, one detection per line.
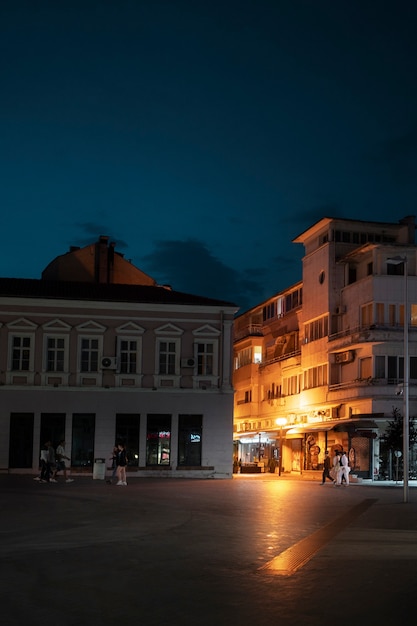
383 406 417 453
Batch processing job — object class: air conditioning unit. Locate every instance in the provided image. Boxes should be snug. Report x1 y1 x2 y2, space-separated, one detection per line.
335 350 354 364
181 357 196 368
335 305 346 315
101 356 117 370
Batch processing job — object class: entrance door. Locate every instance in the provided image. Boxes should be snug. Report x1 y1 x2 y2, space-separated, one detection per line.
9 413 34 468
40 413 66 452
350 436 371 478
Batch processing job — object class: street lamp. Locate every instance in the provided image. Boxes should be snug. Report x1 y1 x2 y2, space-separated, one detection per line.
275 418 287 476
387 255 409 503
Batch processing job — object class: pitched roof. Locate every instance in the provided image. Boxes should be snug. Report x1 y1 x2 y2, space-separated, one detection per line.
0 278 238 309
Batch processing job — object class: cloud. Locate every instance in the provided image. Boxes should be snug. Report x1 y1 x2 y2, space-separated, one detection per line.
74 222 129 250
139 238 270 312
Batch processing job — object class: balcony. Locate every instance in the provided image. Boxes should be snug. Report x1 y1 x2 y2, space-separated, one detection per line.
234 324 263 342
329 324 414 350
259 349 301 368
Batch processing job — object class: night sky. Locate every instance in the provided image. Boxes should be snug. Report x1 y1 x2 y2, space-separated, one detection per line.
2 1 417 312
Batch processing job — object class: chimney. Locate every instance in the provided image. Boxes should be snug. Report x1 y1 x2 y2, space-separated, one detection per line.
399 215 416 244
95 236 110 284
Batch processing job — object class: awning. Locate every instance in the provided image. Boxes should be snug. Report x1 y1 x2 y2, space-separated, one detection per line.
335 419 379 438
334 419 379 433
286 420 379 438
287 423 336 434
349 419 379 429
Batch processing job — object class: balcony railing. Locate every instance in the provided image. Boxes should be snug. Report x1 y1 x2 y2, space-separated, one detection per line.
329 323 415 343
234 324 263 342
259 349 301 368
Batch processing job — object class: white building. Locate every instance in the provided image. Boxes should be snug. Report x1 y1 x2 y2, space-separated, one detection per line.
233 215 417 480
0 236 238 479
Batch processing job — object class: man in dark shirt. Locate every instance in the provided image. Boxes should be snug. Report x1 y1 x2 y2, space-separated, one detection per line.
321 450 334 484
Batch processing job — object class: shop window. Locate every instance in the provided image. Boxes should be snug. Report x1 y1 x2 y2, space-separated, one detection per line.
178 414 202 466
40 413 66 454
146 414 171 465
9 413 34 468
71 413 95 467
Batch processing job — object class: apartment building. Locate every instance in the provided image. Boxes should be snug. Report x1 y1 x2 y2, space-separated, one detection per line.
233 215 417 479
1 236 238 478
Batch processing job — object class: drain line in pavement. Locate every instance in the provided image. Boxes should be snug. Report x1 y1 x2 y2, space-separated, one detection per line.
259 498 378 576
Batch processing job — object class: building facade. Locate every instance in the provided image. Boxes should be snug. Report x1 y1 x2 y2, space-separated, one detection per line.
233 215 417 480
1 236 238 478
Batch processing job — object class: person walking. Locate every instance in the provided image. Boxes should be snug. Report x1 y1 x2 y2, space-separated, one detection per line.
116 441 128 486
338 450 350 486
320 451 333 484
39 442 50 483
55 440 74 483
332 450 342 485
48 441 58 482
107 445 118 484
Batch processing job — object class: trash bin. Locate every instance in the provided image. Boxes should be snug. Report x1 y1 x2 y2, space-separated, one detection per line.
93 458 106 480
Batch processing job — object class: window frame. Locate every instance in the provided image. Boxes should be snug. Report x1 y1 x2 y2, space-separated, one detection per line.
10 334 33 371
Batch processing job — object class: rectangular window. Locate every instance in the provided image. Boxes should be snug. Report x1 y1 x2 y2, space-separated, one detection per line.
389 304 396 325
235 347 252 369
178 414 202 466
411 305 417 327
277 296 285 317
197 343 213 375
80 338 99 372
292 291 299 308
158 341 176 375
361 303 373 326
253 346 262 364
387 262 404 276
375 303 384 325
360 357 372 379
46 337 65 372
12 336 31 371
116 414 140 466
399 304 405 326
262 302 276 321
146 414 171 466
399 357 404 380
283 375 300 396
348 267 357 284
410 357 417 380
120 339 138 374
303 364 327 390
387 356 398 381
304 316 329 343
375 356 385 379
71 413 95 467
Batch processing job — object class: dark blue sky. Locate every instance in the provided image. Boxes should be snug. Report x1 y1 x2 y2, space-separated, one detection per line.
2 1 417 312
